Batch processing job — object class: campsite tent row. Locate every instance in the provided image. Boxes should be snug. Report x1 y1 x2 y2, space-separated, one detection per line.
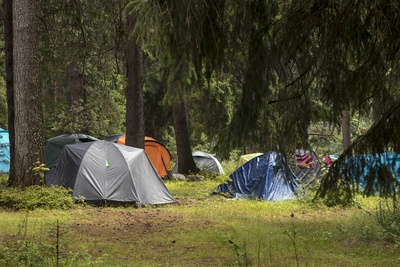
45 134 318 203
45 134 172 179
213 150 329 201
7 130 400 203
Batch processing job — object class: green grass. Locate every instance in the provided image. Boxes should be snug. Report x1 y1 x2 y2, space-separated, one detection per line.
0 180 399 266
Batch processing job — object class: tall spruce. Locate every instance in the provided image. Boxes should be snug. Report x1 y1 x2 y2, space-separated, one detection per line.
131 0 227 173
277 1 400 201
13 0 44 187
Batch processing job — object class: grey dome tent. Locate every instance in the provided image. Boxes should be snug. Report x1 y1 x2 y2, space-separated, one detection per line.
173 151 224 174
214 152 298 201
46 140 175 205
44 134 98 170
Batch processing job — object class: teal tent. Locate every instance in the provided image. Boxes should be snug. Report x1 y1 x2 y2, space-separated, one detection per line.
0 128 10 173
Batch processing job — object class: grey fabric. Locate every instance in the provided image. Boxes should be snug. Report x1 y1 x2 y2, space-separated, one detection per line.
192 151 224 174
172 151 224 175
46 140 175 205
44 134 98 170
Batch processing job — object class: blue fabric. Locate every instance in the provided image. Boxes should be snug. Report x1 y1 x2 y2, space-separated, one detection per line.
0 129 10 174
342 152 400 188
215 152 298 201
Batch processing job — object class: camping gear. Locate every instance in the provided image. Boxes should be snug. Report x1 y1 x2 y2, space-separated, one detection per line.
295 149 322 183
341 152 400 189
237 153 263 168
214 152 298 201
46 140 175 205
105 135 172 178
173 151 224 175
322 154 333 167
0 128 10 173
44 134 98 170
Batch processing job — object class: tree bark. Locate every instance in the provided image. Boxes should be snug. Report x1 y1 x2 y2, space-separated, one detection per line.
123 10 144 149
173 101 198 174
4 0 15 185
13 0 44 187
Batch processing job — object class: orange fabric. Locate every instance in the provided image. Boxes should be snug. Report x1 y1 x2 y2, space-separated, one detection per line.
117 135 171 178
117 135 125 145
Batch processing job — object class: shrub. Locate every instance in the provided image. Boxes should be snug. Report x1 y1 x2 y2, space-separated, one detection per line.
0 185 76 210
375 199 400 243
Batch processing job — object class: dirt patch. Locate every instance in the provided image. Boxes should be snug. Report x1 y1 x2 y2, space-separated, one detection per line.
72 207 182 238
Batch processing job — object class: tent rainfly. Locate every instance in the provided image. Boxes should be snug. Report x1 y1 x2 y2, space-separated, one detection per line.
46 140 176 205
214 152 298 202
104 135 172 178
237 153 263 168
44 134 98 170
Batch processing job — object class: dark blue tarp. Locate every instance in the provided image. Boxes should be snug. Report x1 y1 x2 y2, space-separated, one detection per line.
214 152 298 201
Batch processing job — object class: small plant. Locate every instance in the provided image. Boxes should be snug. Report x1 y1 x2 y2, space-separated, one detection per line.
228 239 253 267
32 161 50 185
279 213 300 267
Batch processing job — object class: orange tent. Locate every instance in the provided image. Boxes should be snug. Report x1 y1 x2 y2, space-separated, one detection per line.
117 136 172 178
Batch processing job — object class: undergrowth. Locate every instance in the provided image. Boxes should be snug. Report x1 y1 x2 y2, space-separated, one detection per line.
374 199 400 244
0 185 76 210
0 213 104 267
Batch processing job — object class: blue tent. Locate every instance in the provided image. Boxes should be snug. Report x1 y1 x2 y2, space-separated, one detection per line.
342 152 400 189
0 128 10 174
214 152 299 201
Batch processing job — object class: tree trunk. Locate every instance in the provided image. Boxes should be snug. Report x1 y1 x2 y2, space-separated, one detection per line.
123 10 144 149
341 107 351 151
173 101 198 174
4 0 15 185
13 0 44 187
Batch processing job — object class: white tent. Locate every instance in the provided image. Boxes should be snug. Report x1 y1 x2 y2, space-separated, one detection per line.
173 151 224 175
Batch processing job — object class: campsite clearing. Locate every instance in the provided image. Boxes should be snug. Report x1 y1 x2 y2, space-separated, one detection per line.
0 180 399 266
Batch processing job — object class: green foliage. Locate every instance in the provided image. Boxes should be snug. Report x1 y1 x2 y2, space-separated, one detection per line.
0 213 99 267
0 38 8 128
0 239 55 267
0 186 75 210
375 200 400 243
40 0 126 139
188 75 238 153
31 162 50 185
131 0 227 103
227 239 253 267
